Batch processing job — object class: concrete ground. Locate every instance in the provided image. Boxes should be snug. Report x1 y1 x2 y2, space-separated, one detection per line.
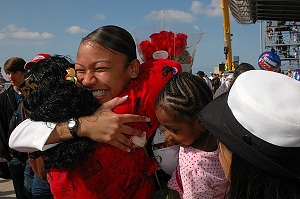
0 178 16 198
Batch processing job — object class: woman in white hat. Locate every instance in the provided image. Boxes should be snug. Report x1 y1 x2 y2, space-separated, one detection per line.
199 70 300 198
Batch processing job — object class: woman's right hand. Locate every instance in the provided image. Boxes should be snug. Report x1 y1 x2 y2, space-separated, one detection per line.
78 96 150 152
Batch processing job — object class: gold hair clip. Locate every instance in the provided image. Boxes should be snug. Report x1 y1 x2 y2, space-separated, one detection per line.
65 67 82 87
19 75 38 97
65 67 76 82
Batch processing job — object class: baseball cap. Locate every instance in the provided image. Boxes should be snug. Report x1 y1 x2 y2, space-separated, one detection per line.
24 53 51 70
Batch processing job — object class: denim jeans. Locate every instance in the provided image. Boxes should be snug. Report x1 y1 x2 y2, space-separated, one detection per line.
8 157 30 199
24 159 34 197
31 175 53 199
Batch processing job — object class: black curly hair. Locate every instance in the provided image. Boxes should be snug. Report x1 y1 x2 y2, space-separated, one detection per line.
24 55 100 170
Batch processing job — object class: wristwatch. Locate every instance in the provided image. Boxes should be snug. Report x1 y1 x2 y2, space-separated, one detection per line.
67 118 79 138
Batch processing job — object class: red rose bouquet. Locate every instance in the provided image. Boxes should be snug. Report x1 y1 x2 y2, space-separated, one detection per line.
133 17 205 72
139 30 192 64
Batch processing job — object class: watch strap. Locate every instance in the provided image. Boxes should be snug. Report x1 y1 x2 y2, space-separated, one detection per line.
67 118 79 138
69 128 78 138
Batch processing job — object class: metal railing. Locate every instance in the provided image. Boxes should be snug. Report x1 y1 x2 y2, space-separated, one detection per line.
228 0 256 24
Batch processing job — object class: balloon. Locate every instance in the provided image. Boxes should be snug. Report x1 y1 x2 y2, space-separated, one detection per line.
258 51 281 72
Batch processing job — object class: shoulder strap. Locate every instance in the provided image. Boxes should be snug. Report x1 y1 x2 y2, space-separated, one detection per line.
13 101 24 116
18 101 27 121
8 101 24 136
6 89 15 111
17 100 23 110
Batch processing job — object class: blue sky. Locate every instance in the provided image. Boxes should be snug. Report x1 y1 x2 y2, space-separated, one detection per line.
0 0 261 79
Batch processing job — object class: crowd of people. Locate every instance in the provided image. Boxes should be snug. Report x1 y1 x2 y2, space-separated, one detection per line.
0 24 299 199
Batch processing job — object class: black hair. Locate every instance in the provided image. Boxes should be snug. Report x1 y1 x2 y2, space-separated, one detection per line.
229 63 256 90
233 63 255 79
155 72 213 122
24 55 100 170
82 25 137 62
4 57 26 73
229 153 300 199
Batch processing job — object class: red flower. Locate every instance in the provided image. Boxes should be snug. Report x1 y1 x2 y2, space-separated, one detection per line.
174 33 188 57
150 30 170 52
139 40 155 62
139 30 189 63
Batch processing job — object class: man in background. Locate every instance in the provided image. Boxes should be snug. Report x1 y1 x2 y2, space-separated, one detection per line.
214 63 255 98
196 71 213 92
0 57 31 199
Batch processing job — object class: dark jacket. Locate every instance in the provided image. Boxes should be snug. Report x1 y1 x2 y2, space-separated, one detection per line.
0 85 27 161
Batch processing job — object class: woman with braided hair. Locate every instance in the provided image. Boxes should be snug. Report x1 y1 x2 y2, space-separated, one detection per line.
155 72 229 198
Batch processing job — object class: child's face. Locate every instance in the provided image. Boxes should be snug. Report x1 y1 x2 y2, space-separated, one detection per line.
155 108 201 148
75 41 139 104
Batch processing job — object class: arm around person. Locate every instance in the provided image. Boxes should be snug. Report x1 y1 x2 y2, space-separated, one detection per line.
9 96 148 153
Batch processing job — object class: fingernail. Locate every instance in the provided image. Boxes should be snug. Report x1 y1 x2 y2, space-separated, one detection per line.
122 95 128 99
127 148 131 153
145 117 150 122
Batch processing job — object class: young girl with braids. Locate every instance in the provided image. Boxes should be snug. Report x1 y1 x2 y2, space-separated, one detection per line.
155 72 229 199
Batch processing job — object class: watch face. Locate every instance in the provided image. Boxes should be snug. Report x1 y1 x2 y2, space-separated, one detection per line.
67 118 79 138
68 120 76 128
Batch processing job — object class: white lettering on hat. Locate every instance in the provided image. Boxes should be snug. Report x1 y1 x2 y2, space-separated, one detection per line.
33 55 46 61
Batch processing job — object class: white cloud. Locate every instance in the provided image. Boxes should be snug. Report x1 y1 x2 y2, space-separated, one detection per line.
7 24 27 32
65 26 88 34
145 9 196 23
95 13 106 20
11 31 54 39
144 1 223 24
191 1 206 15
0 24 54 40
191 0 222 17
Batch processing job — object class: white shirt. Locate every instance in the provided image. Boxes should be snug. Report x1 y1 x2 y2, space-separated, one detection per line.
152 125 179 175
9 119 59 152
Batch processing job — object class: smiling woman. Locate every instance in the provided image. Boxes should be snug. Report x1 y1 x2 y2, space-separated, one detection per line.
75 38 136 104
9 25 183 199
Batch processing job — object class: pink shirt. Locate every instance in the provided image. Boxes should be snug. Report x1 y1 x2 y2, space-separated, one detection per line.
168 146 228 199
